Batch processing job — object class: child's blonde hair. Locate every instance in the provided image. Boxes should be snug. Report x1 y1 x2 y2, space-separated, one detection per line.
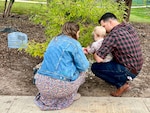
93 26 106 38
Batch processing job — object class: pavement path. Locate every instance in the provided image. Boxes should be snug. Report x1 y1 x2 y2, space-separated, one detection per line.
0 96 150 113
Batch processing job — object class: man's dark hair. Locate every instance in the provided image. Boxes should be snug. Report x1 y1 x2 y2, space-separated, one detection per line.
98 12 117 23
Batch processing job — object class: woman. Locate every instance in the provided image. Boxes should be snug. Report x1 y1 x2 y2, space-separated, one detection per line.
34 22 89 110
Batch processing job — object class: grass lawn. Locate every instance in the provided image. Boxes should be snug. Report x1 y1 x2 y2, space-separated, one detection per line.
130 7 150 23
0 1 44 15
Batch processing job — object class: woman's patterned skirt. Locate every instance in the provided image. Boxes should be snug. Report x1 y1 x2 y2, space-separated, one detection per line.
34 73 86 110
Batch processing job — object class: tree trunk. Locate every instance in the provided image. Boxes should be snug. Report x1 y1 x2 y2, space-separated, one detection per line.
3 0 8 18
3 0 15 18
116 0 132 22
124 0 132 22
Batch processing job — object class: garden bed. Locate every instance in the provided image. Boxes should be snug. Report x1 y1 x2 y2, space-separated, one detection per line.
0 14 150 97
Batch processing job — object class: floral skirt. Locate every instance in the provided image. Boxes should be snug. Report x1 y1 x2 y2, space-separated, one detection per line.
34 73 86 110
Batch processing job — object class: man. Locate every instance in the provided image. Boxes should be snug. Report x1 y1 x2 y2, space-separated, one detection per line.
91 12 143 97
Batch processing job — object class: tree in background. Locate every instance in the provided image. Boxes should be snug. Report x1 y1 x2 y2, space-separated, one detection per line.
116 0 132 22
3 0 15 18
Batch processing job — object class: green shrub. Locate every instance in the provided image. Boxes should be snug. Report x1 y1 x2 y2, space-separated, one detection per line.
26 0 127 57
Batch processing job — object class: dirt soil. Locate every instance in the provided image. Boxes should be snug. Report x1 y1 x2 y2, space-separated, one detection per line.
0 14 150 97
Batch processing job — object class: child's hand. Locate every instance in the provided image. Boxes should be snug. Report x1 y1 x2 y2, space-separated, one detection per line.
82 47 88 54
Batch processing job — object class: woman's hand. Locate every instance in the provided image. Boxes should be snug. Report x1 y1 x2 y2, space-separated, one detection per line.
82 47 88 54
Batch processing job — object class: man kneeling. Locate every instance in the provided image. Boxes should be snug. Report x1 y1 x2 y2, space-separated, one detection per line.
91 12 143 97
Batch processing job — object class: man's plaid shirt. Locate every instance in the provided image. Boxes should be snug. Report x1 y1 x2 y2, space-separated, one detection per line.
97 23 143 72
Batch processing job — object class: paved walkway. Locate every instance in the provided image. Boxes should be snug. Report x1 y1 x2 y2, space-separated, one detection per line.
0 96 150 113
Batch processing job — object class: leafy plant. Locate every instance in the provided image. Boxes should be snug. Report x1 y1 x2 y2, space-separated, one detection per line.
26 0 127 57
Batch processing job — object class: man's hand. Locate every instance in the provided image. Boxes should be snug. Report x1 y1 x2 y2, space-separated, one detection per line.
93 53 104 63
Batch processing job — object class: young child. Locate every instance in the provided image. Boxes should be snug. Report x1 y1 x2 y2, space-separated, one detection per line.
83 26 113 62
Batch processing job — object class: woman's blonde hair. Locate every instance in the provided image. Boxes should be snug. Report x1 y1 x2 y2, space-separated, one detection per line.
62 22 79 40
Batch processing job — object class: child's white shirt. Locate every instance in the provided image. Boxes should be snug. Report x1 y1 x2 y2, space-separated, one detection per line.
87 38 113 62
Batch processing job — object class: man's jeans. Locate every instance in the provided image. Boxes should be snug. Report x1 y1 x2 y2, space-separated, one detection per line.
91 61 137 88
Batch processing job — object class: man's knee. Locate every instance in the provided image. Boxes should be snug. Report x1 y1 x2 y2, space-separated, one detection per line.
91 63 97 74
91 62 103 75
